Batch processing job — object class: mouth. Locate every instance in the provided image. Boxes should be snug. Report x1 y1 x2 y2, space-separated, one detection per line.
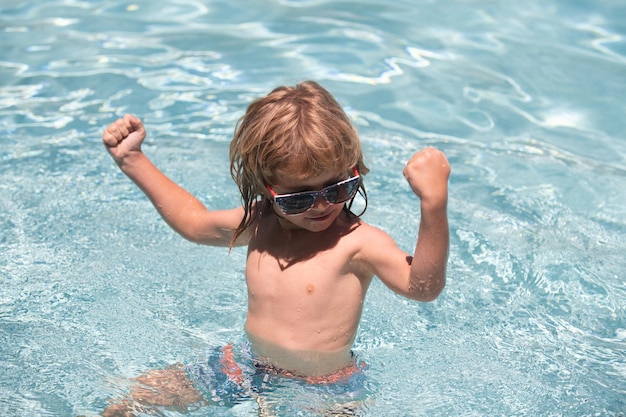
307 211 333 221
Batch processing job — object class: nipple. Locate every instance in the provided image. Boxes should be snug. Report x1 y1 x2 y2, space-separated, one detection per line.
305 283 315 294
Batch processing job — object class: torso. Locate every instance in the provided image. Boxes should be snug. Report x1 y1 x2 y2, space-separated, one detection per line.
244 207 373 376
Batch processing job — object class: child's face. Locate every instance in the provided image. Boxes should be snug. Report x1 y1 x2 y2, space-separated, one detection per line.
268 169 353 232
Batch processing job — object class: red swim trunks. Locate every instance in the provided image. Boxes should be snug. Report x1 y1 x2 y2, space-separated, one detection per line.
185 342 369 411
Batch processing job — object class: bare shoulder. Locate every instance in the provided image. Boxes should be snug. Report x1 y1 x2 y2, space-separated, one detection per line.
345 216 411 277
225 200 266 246
345 217 404 256
350 218 390 239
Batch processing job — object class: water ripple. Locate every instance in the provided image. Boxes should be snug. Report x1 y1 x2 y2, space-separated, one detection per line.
1 0 625 415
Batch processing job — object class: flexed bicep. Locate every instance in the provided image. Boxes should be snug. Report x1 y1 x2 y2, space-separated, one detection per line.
356 225 414 297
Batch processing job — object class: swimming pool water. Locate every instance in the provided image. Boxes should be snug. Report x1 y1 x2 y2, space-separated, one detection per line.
1 0 625 415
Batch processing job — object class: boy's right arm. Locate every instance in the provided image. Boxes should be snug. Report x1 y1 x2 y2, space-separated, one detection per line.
102 114 246 247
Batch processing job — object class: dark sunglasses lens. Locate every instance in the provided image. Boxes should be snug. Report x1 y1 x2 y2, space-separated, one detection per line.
325 178 359 203
275 177 359 214
277 195 316 214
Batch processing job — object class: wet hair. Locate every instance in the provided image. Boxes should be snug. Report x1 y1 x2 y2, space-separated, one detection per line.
229 80 369 244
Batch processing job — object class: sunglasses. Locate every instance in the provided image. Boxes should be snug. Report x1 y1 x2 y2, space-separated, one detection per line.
267 168 360 215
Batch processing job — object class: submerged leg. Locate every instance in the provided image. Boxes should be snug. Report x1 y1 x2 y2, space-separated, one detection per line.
102 364 203 417
323 401 362 416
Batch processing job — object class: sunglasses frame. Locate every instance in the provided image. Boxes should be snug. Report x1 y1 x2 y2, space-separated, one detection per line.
266 167 360 216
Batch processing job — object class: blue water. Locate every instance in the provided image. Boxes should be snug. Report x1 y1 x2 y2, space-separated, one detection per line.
1 0 625 416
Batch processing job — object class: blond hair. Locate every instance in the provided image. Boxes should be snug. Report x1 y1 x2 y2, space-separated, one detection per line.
229 80 368 244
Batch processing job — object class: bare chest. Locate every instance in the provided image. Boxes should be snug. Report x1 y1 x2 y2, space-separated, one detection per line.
243 212 372 318
245 248 352 302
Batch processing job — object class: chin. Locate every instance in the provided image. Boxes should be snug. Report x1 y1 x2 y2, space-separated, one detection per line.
303 210 342 230
277 206 344 232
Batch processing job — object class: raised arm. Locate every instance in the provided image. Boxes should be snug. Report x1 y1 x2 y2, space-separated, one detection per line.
402 147 449 301
102 114 246 247
358 147 449 302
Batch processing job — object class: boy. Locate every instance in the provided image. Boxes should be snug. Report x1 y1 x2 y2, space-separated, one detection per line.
101 81 449 415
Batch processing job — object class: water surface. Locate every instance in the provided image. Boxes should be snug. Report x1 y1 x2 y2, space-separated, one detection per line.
1 0 625 415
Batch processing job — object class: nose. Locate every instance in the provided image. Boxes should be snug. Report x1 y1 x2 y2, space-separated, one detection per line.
311 192 330 209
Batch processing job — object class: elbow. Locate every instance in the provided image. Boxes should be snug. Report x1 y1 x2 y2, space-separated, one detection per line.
180 231 202 244
177 227 230 247
408 275 446 302
415 290 442 302
170 223 207 244
169 223 200 243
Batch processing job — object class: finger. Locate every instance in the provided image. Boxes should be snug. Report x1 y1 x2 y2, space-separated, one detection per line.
124 113 139 128
115 117 130 138
102 131 118 147
123 114 145 135
102 119 126 146
102 123 121 146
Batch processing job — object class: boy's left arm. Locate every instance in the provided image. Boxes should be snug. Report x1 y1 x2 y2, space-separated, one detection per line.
359 147 449 302
403 147 450 301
